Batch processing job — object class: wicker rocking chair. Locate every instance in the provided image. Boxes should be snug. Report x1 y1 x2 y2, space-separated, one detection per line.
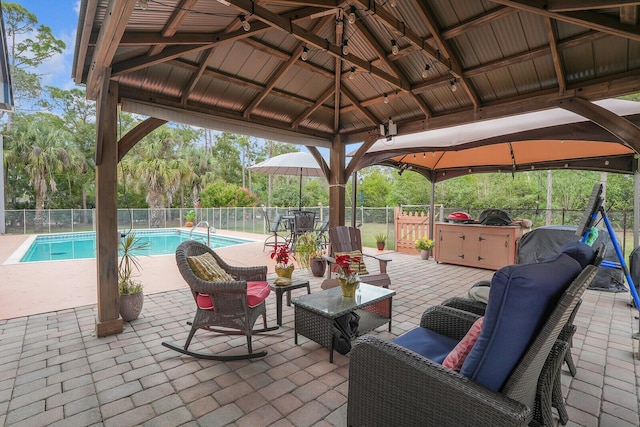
162 240 278 361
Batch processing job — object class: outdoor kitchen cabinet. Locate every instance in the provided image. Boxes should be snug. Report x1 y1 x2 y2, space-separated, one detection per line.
434 223 524 270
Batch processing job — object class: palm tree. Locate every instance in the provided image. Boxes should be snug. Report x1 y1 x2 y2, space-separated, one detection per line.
7 114 80 230
120 127 192 227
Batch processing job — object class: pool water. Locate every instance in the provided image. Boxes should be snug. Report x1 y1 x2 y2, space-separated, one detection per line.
19 229 252 263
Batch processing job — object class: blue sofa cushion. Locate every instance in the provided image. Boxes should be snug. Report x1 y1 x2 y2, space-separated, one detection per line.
392 327 459 364
555 240 595 268
459 253 582 391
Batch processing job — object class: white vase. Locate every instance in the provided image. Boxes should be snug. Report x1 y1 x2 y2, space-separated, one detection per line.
420 249 430 260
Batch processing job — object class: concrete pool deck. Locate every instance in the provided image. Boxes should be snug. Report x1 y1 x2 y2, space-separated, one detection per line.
0 230 284 320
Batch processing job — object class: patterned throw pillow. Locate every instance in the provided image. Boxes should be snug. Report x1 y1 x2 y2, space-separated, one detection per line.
335 250 369 276
442 316 484 371
187 253 234 282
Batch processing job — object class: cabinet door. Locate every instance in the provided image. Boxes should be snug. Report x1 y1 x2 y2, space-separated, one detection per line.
476 230 513 269
437 227 466 264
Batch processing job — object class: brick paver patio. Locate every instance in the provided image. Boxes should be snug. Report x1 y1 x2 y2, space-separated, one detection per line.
1 240 639 426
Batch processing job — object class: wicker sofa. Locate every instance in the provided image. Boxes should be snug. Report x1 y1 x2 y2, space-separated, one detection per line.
347 245 598 426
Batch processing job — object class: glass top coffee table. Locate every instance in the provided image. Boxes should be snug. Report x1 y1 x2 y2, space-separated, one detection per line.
292 283 395 362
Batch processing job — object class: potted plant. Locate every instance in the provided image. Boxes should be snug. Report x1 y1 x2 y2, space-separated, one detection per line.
415 237 435 260
295 232 326 277
375 233 387 251
118 232 149 321
184 210 195 227
271 244 294 285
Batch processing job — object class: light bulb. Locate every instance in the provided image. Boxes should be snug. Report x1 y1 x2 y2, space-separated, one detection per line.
384 94 389 104
336 18 343 29
342 40 349 55
421 64 430 78
349 67 355 80
450 78 457 92
390 0 397 7
301 47 308 61
239 15 250 31
348 6 357 24
391 40 399 55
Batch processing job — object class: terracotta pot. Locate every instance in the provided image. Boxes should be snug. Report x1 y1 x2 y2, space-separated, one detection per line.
275 264 294 279
376 241 385 250
185 221 194 227
119 292 144 321
310 258 326 277
338 277 360 298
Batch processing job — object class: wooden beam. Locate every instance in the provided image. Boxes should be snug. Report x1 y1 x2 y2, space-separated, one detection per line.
113 22 278 77
342 70 640 143
546 0 640 12
620 5 639 24
490 0 640 41
307 145 331 181
86 0 138 100
148 0 199 56
413 0 479 110
224 0 405 90
118 118 168 162
292 85 334 129
545 18 566 93
341 86 379 125
328 134 346 227
74 0 98 83
440 6 516 40
243 15 332 119
354 14 432 117
344 133 381 177
351 0 443 68
557 97 640 152
180 48 216 105
95 80 123 337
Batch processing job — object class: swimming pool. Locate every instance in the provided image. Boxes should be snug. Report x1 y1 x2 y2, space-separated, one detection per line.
18 229 253 263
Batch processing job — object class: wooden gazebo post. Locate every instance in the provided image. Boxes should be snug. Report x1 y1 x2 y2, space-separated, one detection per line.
95 79 123 337
328 135 346 228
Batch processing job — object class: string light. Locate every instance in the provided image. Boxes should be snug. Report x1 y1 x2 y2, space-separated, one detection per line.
239 15 250 31
348 6 357 24
450 78 457 92
342 40 349 55
301 46 308 61
390 0 397 7
384 93 389 104
390 39 399 55
336 18 343 29
349 67 356 80
422 64 431 78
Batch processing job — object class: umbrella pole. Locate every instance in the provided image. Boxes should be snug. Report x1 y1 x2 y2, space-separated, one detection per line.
298 170 303 210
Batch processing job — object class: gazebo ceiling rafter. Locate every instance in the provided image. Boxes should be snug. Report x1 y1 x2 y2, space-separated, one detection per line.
76 0 640 145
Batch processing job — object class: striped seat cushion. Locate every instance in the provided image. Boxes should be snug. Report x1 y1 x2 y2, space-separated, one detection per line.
187 253 234 282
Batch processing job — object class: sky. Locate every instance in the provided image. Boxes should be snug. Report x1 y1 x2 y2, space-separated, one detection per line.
12 0 81 91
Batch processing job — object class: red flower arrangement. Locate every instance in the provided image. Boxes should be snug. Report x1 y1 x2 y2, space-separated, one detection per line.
270 244 291 267
334 253 362 283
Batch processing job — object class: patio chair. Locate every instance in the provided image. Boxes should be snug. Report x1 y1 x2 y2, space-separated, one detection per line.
262 207 289 251
314 218 330 250
347 247 599 426
162 240 278 361
289 210 316 251
323 226 391 289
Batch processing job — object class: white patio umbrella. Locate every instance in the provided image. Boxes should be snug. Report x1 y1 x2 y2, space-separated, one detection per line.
249 152 324 210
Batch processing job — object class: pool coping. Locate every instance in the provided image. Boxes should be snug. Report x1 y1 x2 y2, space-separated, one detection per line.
3 228 259 265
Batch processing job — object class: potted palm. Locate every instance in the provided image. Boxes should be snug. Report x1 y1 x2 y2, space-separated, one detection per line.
295 232 326 277
375 233 387 251
184 210 195 227
118 232 149 321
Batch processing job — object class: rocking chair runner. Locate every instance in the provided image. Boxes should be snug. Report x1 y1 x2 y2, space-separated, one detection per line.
162 240 278 361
